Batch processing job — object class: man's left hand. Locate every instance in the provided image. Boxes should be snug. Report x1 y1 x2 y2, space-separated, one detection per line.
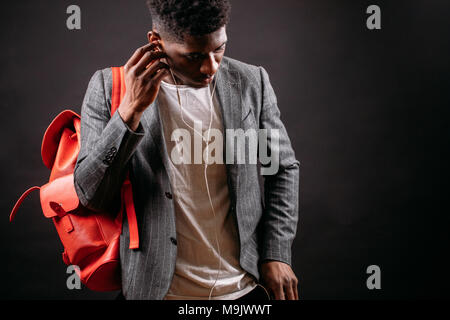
260 260 299 300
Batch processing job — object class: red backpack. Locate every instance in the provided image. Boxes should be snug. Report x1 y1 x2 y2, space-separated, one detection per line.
9 66 138 291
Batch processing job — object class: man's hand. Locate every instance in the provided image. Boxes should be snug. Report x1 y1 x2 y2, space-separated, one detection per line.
118 41 169 131
260 260 299 300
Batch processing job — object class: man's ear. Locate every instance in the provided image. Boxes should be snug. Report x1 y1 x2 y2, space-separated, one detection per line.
147 30 162 43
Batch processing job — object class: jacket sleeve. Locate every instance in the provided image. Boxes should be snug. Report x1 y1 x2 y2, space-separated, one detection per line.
258 66 300 267
73 69 146 213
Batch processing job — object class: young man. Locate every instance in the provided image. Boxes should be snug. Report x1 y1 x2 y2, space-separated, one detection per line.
74 0 300 300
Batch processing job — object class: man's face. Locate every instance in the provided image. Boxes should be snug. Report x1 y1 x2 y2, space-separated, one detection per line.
149 26 227 88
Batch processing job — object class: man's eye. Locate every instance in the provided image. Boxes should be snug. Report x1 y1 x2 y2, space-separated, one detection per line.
187 54 201 60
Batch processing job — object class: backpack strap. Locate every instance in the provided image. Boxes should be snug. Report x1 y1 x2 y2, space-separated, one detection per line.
111 66 139 250
9 186 41 222
111 67 126 115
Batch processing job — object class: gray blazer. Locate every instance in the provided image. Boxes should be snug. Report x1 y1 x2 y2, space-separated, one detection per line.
73 56 300 300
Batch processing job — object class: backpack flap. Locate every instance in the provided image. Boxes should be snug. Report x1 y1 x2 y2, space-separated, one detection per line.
49 126 80 181
40 174 79 219
41 110 80 172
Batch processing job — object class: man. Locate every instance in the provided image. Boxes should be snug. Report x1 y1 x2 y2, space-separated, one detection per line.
74 0 300 300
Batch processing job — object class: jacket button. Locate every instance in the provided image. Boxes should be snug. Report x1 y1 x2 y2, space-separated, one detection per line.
165 192 173 199
170 237 177 245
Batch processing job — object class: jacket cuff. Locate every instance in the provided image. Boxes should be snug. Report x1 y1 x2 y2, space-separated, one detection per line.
117 109 145 135
260 240 293 267
93 110 145 167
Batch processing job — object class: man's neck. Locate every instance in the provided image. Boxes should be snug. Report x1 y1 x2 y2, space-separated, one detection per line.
162 72 184 85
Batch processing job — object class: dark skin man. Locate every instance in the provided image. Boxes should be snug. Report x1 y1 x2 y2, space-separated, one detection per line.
117 26 299 300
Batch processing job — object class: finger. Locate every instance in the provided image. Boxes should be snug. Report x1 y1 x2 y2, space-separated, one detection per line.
149 66 170 88
285 281 295 300
125 42 160 70
272 284 285 300
293 279 299 300
142 61 169 79
125 43 154 70
134 50 167 75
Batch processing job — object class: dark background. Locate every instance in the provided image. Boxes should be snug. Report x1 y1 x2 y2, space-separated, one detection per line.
1 0 449 300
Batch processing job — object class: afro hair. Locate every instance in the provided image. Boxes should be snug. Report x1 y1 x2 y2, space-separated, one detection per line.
146 0 231 42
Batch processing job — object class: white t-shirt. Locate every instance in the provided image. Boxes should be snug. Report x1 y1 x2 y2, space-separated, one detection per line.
158 79 257 300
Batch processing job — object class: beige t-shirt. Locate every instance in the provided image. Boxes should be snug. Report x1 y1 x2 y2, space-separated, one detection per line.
158 79 256 300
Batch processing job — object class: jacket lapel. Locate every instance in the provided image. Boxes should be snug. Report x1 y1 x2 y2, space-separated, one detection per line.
140 97 172 180
215 60 243 208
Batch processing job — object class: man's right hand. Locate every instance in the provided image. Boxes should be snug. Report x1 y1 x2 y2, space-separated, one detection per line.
118 41 169 131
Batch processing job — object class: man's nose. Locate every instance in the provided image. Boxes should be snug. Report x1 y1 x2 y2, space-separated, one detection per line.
200 53 219 76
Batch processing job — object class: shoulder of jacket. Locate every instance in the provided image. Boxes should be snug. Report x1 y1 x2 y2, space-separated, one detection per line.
85 67 114 114
222 56 265 89
223 56 260 75
87 68 113 93
99 67 113 94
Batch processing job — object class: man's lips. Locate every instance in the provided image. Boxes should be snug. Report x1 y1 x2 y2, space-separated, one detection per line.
199 76 213 83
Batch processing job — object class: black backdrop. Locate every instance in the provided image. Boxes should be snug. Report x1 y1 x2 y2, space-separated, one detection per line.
1 0 449 300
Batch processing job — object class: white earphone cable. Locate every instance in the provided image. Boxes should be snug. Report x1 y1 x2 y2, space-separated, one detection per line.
168 68 222 300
